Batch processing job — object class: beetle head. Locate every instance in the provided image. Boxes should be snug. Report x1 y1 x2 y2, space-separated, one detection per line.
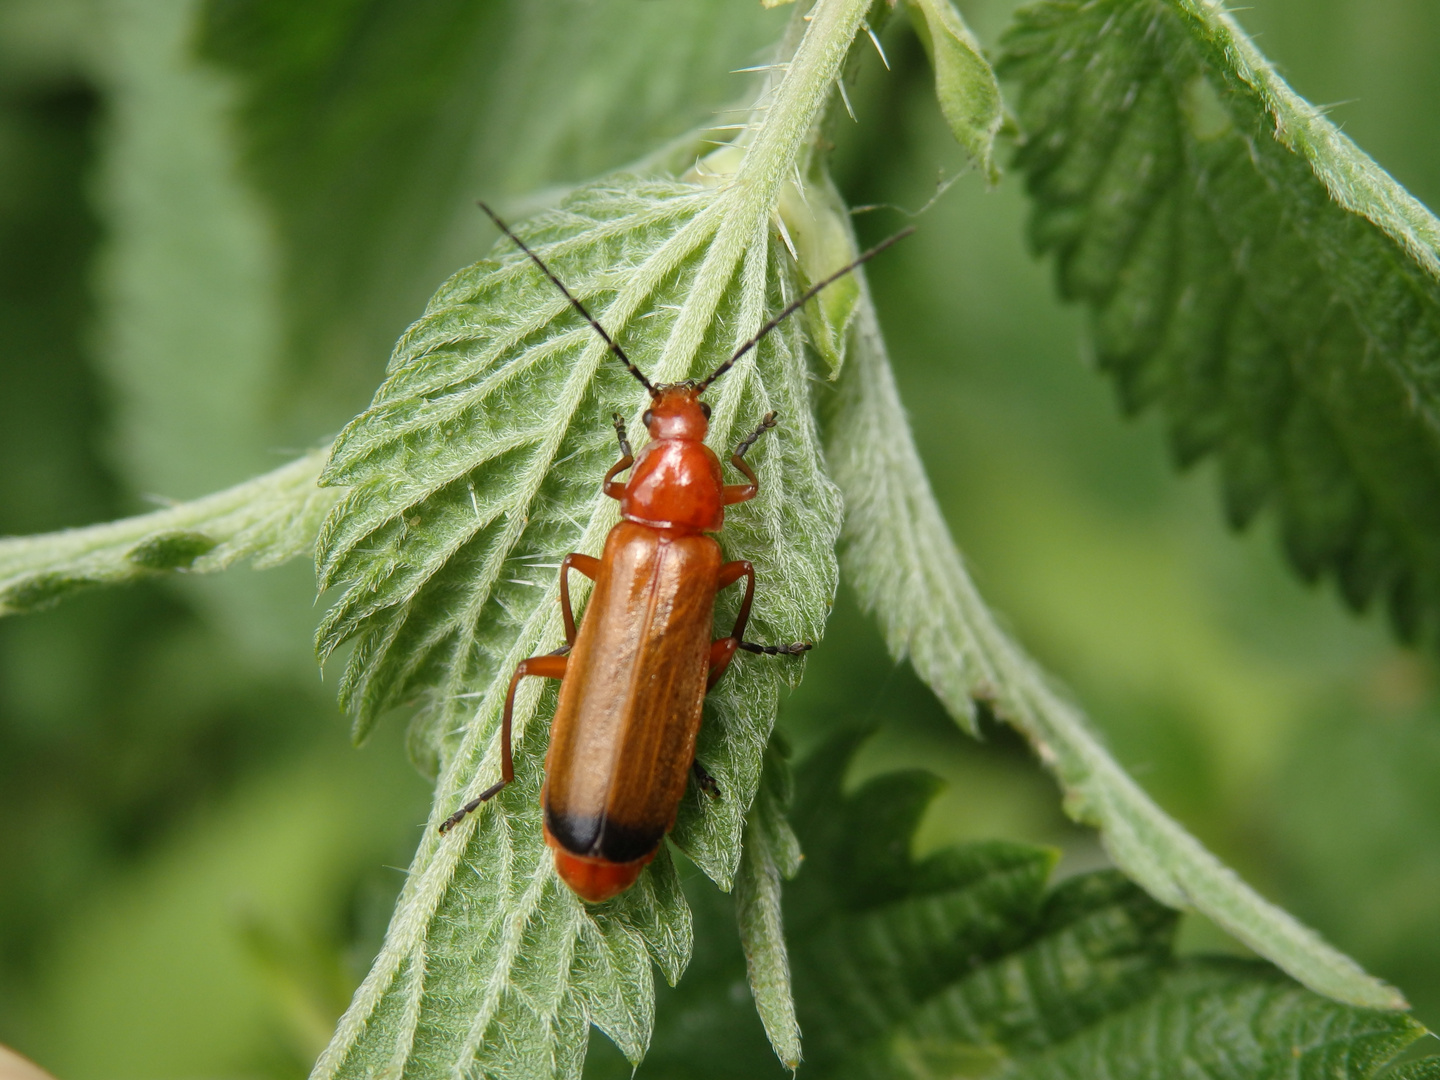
642 383 710 441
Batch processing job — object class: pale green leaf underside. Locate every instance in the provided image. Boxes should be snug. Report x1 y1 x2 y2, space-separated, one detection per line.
310 176 842 1078
1001 0 1440 644
310 1 881 1069
735 744 805 1068
827 289 1405 1011
0 449 335 615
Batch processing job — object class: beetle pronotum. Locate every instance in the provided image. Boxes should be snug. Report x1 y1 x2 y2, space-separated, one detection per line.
440 203 910 902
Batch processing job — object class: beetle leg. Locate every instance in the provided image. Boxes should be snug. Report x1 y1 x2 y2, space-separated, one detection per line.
723 411 777 506
707 636 740 691
707 559 811 690
603 412 635 500
437 654 568 833
737 641 812 656
692 760 722 799
559 552 600 645
719 559 757 641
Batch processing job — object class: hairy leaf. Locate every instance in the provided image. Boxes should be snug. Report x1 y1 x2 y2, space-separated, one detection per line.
307 12 898 1070
1008 961 1430 1080
311 174 842 1078
1000 0 1440 644
734 742 804 1068
0 449 335 614
310 1 881 1069
827 288 1405 1010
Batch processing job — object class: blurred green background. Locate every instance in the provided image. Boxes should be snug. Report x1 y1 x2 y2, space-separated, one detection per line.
2 0 1438 1076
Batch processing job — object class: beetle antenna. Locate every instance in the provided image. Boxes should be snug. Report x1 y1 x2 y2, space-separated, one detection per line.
479 201 657 397
697 227 915 392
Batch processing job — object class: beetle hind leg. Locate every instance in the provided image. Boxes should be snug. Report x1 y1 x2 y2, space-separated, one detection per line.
707 559 811 690
438 653 568 834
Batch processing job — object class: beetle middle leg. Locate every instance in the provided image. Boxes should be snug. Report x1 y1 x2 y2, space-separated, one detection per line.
559 552 600 646
706 559 810 691
438 653 568 833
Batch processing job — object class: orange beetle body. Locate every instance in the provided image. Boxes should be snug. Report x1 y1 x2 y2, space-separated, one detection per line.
438 204 910 902
541 388 771 902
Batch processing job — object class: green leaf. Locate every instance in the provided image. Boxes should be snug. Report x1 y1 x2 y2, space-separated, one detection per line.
735 741 805 1068
1007 961 1428 1080
311 6 878 1073
0 450 335 615
906 0 1004 183
999 0 1440 644
622 735 1436 1080
776 167 863 374
312 172 840 1078
826 289 1407 1010
91 0 284 502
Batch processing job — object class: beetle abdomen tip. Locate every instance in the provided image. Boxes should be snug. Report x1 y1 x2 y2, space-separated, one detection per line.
552 847 653 903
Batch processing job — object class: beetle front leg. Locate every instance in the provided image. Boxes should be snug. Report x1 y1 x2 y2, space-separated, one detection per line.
602 412 635 500
706 558 810 691
722 411 777 506
438 653 568 833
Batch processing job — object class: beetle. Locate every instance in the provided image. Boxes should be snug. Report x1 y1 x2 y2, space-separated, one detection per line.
439 203 911 903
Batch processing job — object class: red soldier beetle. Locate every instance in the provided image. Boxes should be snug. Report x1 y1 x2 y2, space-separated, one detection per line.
439 202 911 903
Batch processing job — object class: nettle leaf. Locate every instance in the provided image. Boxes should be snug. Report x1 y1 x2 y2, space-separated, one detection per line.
787 743 1432 1080
310 1 884 1068
311 174 843 1076
734 741 805 1068
828 290 1405 1010
1007 962 1432 1080
1000 0 1440 644
605 736 1437 1079
0 449 335 615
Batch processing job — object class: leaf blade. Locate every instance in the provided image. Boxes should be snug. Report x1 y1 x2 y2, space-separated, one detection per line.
0 450 336 615
827 289 1406 1010
1000 0 1440 643
310 167 844 1076
907 0 1005 182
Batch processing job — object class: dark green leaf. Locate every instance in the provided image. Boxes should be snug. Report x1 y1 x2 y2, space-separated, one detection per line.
1009 961 1427 1080
1000 0 1440 644
609 736 1437 1080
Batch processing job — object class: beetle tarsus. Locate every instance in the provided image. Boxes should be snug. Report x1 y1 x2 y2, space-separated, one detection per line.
734 411 778 461
611 412 633 459
438 778 508 834
692 760 722 799
738 640 811 656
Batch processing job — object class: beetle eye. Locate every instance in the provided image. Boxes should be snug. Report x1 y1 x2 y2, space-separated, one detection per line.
699 402 711 420
642 409 655 428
